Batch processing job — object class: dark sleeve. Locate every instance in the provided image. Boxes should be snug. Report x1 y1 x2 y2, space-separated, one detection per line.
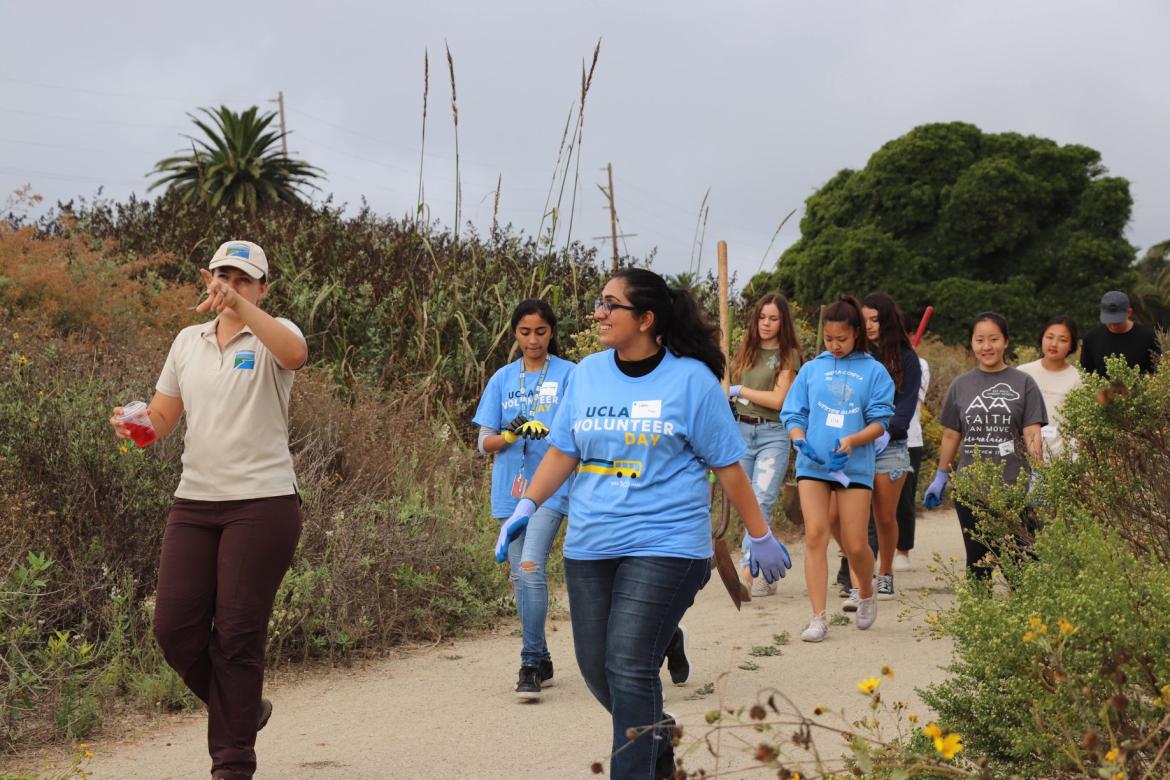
1079 333 1095 373
940 377 963 433
887 349 922 439
1145 328 1163 374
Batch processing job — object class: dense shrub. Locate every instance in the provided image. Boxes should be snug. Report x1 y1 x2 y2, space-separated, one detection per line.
922 352 1170 778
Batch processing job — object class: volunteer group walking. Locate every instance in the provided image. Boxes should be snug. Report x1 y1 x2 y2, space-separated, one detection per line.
109 239 1161 780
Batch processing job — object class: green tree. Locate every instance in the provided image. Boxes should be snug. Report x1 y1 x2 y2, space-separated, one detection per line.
749 122 1136 342
149 106 324 211
1132 239 1170 328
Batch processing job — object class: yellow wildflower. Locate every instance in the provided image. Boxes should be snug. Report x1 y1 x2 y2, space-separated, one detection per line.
1023 630 1035 643
936 732 963 760
17 354 29 365
908 714 919 724
792 773 801 780
1160 684 1170 704
922 723 942 740
1111 773 1124 780
119 444 129 455
857 677 881 695
949 554 959 562
1057 617 1076 635
1105 748 1118 762
1028 615 1043 628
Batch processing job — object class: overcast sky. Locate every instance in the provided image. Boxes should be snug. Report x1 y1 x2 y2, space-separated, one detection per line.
2 1 1167 284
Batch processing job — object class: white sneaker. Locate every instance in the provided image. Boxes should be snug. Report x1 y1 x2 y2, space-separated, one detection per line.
893 553 911 572
750 577 778 597
856 593 877 630
841 588 860 612
800 613 829 643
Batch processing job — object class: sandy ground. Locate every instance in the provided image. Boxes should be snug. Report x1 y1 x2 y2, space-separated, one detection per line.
13 510 964 780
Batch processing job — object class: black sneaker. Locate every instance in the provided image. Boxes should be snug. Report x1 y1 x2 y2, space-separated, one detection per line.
257 698 273 731
539 658 554 687
664 625 690 686
876 573 895 601
515 665 542 701
655 713 678 779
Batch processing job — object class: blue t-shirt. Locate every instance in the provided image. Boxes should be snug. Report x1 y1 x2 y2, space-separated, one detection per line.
547 350 746 560
781 350 895 486
472 354 575 517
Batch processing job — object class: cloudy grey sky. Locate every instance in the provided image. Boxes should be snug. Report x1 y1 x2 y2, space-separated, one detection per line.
3 0 1167 283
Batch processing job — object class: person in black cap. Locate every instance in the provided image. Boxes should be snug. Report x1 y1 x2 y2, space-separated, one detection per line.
1079 290 1162 376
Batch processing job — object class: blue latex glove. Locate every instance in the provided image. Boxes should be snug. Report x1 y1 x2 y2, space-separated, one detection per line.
874 431 890 455
495 498 536 563
1025 471 1042 509
729 384 743 399
924 469 949 510
748 528 793 584
793 438 825 466
826 439 849 472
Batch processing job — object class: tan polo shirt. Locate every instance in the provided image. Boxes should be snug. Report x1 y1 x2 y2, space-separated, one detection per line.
156 317 304 501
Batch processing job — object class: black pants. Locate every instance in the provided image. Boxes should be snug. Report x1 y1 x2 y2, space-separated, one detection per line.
896 446 924 551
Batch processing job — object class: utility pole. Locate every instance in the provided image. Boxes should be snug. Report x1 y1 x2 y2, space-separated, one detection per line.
593 163 636 272
270 91 288 155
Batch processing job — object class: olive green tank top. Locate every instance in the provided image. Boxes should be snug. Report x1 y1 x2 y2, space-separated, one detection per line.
737 348 798 421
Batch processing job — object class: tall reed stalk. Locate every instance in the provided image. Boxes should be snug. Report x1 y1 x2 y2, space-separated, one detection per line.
689 187 710 275
756 207 797 274
562 39 602 251
445 42 461 240
416 50 429 226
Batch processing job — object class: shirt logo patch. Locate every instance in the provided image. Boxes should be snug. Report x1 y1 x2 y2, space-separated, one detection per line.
224 242 251 259
234 350 256 370
631 400 662 419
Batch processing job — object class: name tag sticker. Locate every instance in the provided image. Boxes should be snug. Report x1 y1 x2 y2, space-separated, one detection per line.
997 440 1016 457
538 381 558 399
826 412 845 429
631 400 662 419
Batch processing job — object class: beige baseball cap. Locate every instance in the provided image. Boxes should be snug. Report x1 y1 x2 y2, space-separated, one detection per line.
208 240 268 279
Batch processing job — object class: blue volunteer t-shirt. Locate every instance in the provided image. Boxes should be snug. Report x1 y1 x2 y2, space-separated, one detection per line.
472 354 575 517
547 349 746 560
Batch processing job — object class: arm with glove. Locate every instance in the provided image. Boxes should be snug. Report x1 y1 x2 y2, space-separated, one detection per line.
925 428 961 509
494 446 579 562
712 462 792 584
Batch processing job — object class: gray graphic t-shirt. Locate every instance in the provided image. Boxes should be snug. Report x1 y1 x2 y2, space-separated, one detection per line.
940 367 1047 484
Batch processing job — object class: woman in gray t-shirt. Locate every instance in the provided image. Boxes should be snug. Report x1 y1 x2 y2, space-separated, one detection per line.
923 312 1047 577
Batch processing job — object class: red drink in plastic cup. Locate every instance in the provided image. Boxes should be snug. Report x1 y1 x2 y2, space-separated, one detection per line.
118 401 156 448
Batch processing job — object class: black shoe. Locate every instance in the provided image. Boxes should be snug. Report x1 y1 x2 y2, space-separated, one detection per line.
538 658 554 687
257 698 273 731
515 665 542 701
655 713 678 779
664 625 690 686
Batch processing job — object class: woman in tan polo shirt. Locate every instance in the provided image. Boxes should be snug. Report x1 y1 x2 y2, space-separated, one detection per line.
110 240 307 780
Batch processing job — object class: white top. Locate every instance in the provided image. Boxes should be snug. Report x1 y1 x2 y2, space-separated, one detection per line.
1017 359 1083 458
156 317 305 500
906 356 930 448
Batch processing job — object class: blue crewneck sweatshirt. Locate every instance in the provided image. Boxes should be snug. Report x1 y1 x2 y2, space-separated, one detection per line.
780 350 895 485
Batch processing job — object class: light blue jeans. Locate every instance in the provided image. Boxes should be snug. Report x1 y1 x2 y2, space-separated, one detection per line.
505 504 565 668
737 421 791 566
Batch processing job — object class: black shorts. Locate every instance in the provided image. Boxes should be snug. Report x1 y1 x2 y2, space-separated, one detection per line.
796 475 873 492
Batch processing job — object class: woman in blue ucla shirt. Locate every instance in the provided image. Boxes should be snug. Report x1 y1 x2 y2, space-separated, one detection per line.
497 269 792 780
472 300 574 701
781 295 894 643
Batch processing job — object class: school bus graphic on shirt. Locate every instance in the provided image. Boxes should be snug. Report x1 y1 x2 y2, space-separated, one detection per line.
578 458 644 479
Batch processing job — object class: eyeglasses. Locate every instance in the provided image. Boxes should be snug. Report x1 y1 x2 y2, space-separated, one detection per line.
593 298 638 316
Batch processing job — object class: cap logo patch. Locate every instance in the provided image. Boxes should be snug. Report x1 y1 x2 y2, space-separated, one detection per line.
224 243 251 259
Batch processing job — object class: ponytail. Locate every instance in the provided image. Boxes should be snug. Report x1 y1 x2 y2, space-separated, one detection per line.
611 268 725 379
822 294 869 355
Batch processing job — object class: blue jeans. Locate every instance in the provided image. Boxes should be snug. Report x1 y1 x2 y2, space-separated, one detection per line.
565 556 709 780
737 421 790 565
505 505 565 667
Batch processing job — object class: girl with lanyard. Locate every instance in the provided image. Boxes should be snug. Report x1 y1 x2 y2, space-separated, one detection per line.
726 292 802 596
848 292 921 604
781 295 894 643
1017 316 1082 459
925 312 1047 578
109 241 307 780
473 299 574 700
495 269 792 779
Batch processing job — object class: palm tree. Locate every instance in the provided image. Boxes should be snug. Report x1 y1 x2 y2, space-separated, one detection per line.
149 106 324 211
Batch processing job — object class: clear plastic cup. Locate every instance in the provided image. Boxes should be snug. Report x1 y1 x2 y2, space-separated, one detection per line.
117 400 157 448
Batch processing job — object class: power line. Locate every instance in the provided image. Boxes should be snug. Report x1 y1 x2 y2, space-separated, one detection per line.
0 76 252 104
0 106 187 130
0 136 154 156
0 164 145 187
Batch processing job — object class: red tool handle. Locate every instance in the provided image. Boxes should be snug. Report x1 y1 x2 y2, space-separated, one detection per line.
912 306 934 348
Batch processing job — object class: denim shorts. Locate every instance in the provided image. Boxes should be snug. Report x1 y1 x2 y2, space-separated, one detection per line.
875 438 913 480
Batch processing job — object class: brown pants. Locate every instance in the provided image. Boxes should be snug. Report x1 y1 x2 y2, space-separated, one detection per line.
153 495 301 780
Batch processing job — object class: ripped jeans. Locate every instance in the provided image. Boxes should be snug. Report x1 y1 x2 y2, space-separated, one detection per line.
736 420 790 566
505 505 566 668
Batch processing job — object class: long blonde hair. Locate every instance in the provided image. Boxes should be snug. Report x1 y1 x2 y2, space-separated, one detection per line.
730 292 801 383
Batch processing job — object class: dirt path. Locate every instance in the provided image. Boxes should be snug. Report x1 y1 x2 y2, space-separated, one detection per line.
31 511 963 779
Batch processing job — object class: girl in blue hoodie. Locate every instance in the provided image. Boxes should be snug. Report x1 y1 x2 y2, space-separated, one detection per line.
781 295 894 642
